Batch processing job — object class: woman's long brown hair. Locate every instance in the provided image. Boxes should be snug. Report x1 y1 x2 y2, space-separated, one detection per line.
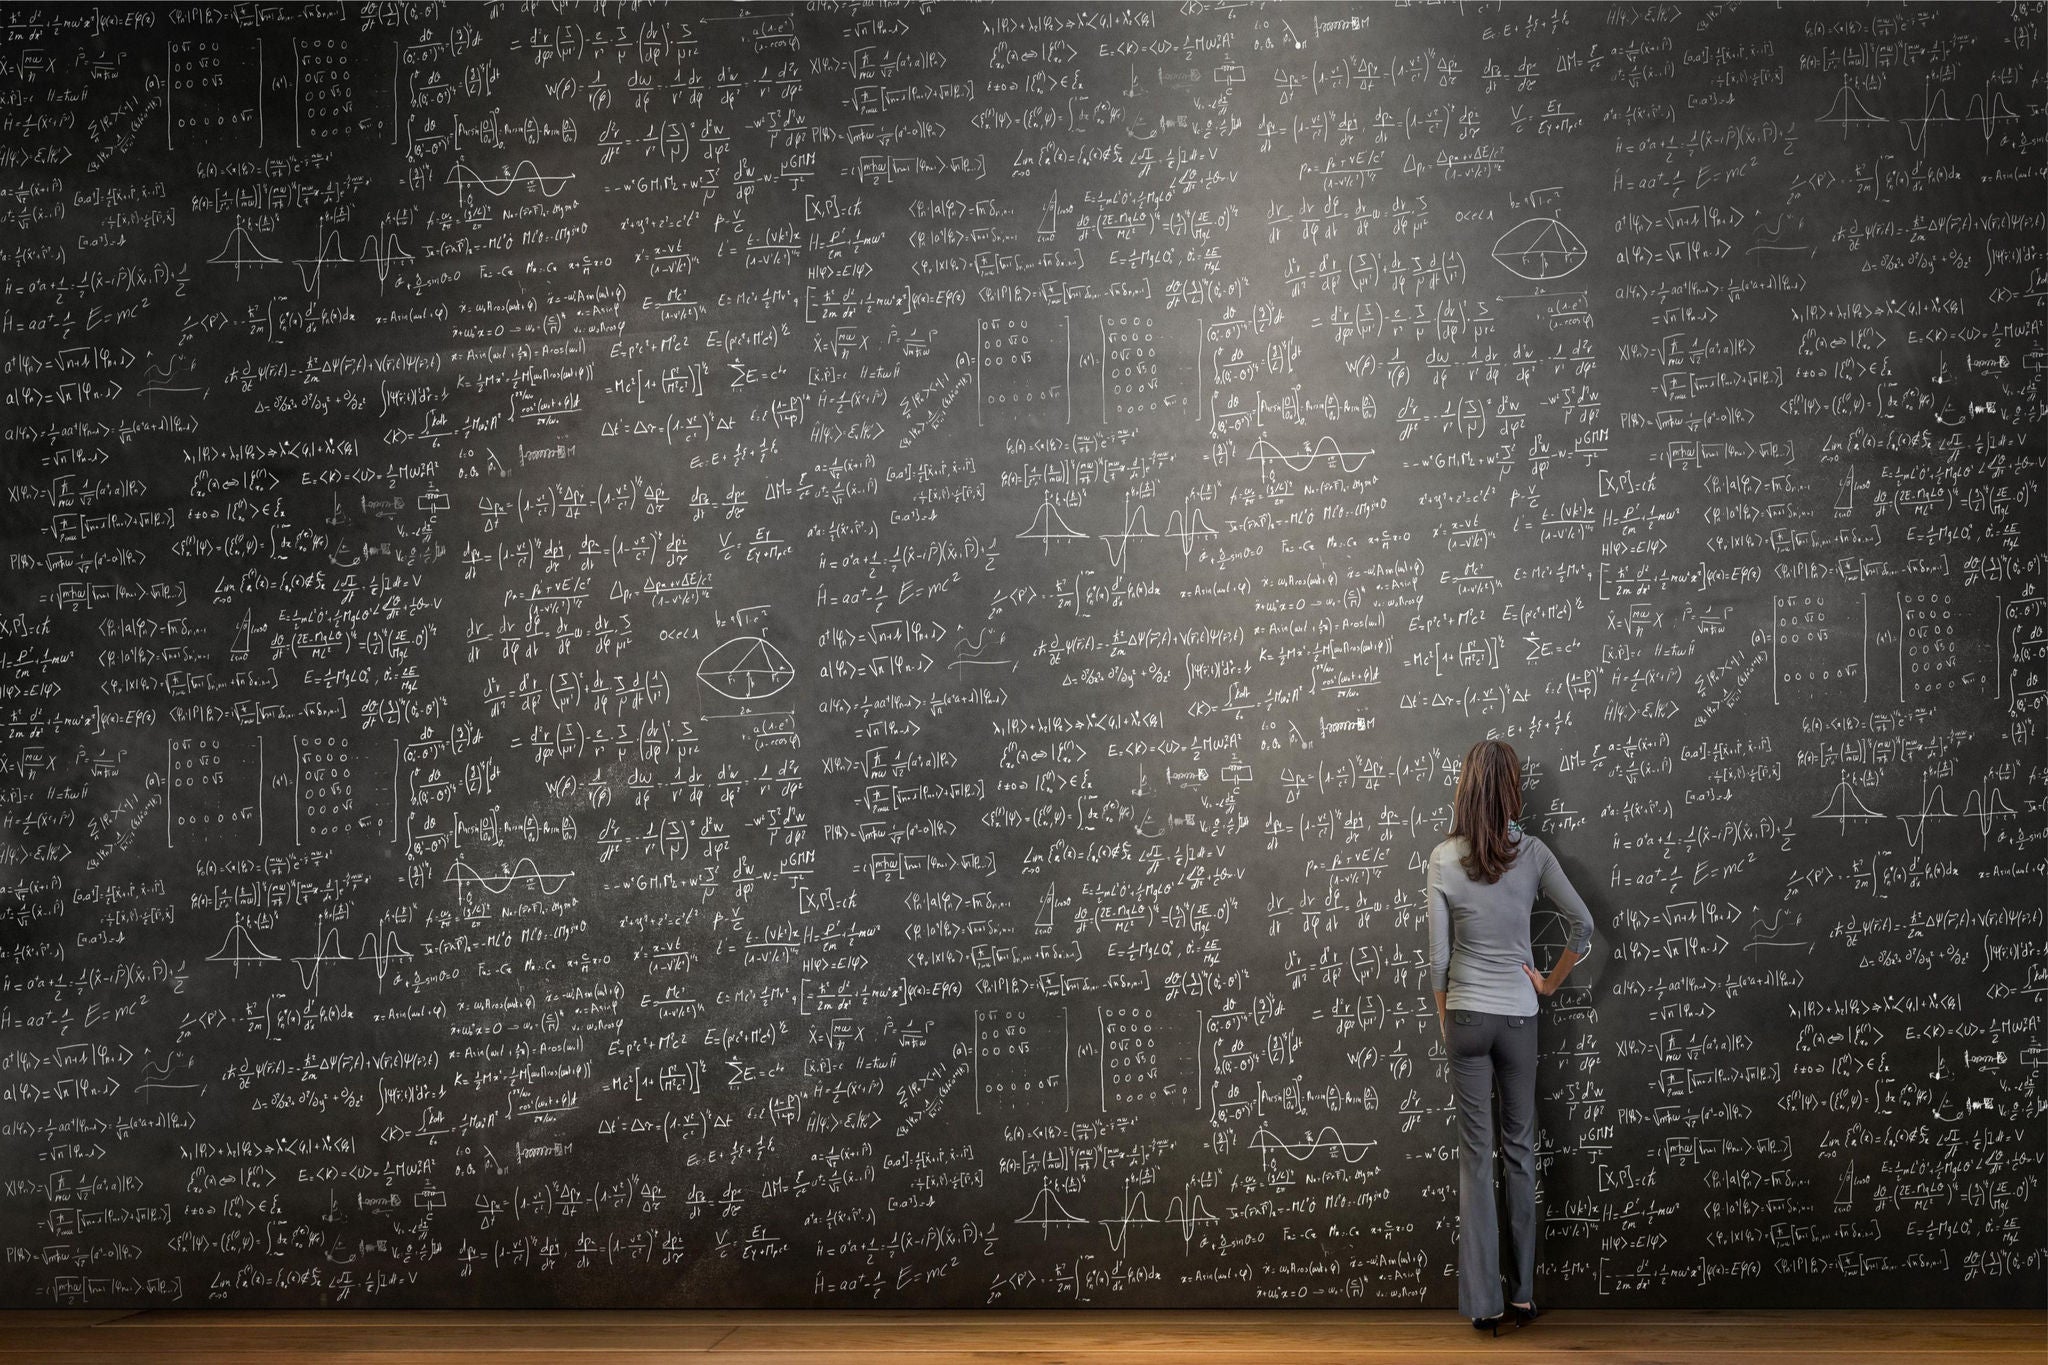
1449 739 1523 883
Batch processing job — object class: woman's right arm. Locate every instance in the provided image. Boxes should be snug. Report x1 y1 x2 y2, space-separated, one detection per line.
1526 945 1582 996
1528 840 1593 995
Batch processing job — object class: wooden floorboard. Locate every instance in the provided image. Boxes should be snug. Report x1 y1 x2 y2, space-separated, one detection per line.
0 1309 2038 1363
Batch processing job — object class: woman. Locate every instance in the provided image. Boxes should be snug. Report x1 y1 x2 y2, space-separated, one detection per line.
1425 739 1593 1333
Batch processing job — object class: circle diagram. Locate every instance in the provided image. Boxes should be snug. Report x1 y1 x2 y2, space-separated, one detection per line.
697 635 796 701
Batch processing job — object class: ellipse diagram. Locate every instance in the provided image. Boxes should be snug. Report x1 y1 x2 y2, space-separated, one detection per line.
696 635 796 701
1491 216 1587 280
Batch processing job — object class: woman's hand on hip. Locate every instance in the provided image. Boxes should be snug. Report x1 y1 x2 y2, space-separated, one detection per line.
1524 946 1582 998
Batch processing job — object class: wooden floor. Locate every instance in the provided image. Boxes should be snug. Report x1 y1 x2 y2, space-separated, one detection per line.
1 1309 2041 1364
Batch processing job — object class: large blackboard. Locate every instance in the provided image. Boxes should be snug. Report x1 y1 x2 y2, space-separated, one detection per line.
0 1 2042 1309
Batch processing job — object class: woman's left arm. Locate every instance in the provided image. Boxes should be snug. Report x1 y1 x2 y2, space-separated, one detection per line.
1425 851 1452 1035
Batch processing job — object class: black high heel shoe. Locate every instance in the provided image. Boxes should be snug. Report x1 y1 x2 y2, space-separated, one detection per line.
1471 1312 1505 1336
1508 1301 1541 1327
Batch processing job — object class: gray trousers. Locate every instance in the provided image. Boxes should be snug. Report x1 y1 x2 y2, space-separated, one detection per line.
1446 1008 1538 1319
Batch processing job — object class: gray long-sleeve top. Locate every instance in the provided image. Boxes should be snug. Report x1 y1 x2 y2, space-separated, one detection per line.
1426 831 1594 1015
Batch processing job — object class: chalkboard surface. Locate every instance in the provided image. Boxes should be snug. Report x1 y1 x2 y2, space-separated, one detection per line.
0 1 2042 1309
